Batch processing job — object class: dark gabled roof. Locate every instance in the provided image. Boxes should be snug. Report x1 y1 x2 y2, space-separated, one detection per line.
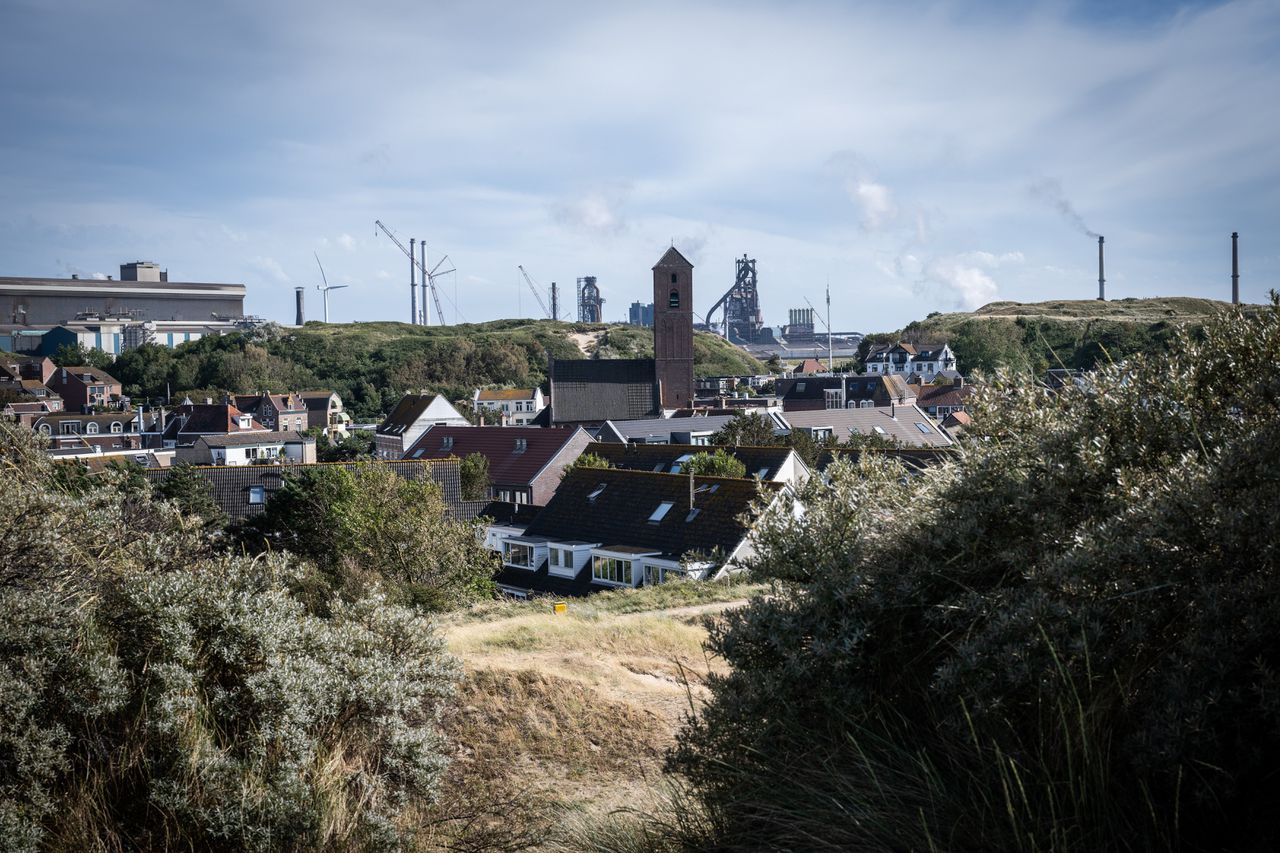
403 425 587 486
177 403 264 435
298 391 337 413
914 383 976 408
378 394 436 435
653 246 694 269
549 358 659 424
586 441 795 481
522 467 779 561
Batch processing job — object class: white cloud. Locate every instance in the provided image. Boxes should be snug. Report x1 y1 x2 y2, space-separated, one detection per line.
552 185 630 237
338 233 356 251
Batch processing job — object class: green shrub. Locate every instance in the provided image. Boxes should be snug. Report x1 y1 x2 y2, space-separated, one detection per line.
671 297 1280 851
0 421 458 851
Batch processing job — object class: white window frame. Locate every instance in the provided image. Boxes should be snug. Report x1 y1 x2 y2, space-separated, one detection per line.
503 541 536 569
110 421 123 433
248 485 266 505
86 422 99 434
592 554 634 585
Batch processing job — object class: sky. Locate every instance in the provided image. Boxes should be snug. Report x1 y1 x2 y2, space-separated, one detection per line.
1 0 1277 333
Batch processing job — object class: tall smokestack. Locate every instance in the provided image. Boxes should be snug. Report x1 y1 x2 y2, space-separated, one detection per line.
551 281 558 321
1232 232 1240 305
421 240 429 325
1097 235 1105 301
294 287 305 325
409 238 417 325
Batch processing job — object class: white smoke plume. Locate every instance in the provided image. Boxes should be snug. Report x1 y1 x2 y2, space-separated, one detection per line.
1028 177 1100 239
918 250 1023 310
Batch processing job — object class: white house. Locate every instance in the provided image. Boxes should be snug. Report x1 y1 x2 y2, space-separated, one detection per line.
864 342 956 378
374 393 470 459
472 387 546 425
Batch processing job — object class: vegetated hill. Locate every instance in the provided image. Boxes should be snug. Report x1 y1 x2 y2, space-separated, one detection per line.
885 296 1243 375
109 319 763 420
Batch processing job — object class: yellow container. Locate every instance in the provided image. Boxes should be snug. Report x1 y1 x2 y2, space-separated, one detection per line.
553 601 567 615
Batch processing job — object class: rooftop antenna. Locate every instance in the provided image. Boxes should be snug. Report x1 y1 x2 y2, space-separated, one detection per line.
314 252 349 323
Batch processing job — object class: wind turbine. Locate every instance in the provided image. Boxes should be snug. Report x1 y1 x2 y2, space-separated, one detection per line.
314 253 349 323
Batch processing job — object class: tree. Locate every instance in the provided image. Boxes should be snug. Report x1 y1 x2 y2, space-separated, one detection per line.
459 451 490 501
50 343 112 370
152 461 226 532
0 419 457 851
563 451 611 480
314 428 375 462
672 297 1280 851
684 448 747 479
241 463 495 611
711 412 778 447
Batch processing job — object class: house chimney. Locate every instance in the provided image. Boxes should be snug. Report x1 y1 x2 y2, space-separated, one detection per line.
1097 235 1105 301
1232 232 1240 305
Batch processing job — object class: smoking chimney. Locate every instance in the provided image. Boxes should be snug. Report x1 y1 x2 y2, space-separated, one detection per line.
294 287 305 325
1097 235 1106 301
1232 232 1240 305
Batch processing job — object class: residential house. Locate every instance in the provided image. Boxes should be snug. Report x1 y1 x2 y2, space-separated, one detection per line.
488 467 782 597
404 425 592 505
375 393 470 459
775 373 916 412
586 441 810 488
144 458 479 523
29 410 156 452
792 357 828 375
160 402 268 448
44 365 123 413
781 404 953 448
864 342 956 378
233 392 309 433
913 377 975 419
472 387 546 425
298 390 349 436
176 431 317 466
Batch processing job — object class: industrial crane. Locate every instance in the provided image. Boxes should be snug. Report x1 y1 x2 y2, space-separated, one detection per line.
803 283 834 372
374 219 454 324
517 265 553 319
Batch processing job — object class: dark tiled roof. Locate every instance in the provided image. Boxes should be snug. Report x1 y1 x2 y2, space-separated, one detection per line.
522 467 778 561
298 390 338 412
653 246 694 268
378 394 437 435
144 459 481 522
586 441 795 480
177 403 264 434
404 426 587 486
549 358 659 424
914 383 975 408
56 366 121 386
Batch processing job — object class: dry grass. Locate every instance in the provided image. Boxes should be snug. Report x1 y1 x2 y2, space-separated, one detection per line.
420 586 753 850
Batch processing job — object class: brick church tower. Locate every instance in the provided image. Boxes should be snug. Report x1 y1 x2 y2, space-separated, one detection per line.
652 246 694 410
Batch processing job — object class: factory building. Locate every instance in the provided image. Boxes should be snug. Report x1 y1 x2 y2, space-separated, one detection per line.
0 261 249 354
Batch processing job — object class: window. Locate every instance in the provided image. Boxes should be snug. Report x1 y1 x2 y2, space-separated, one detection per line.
915 422 932 434
248 485 266 505
593 555 633 585
504 542 535 569
110 421 123 433
550 548 563 568
796 382 806 392
587 483 607 501
62 422 80 435
648 501 675 523
668 288 679 308
441 436 453 451
514 438 527 453
86 422 99 434
685 508 701 522
38 424 50 435
860 400 873 409
670 272 678 283
873 425 887 435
